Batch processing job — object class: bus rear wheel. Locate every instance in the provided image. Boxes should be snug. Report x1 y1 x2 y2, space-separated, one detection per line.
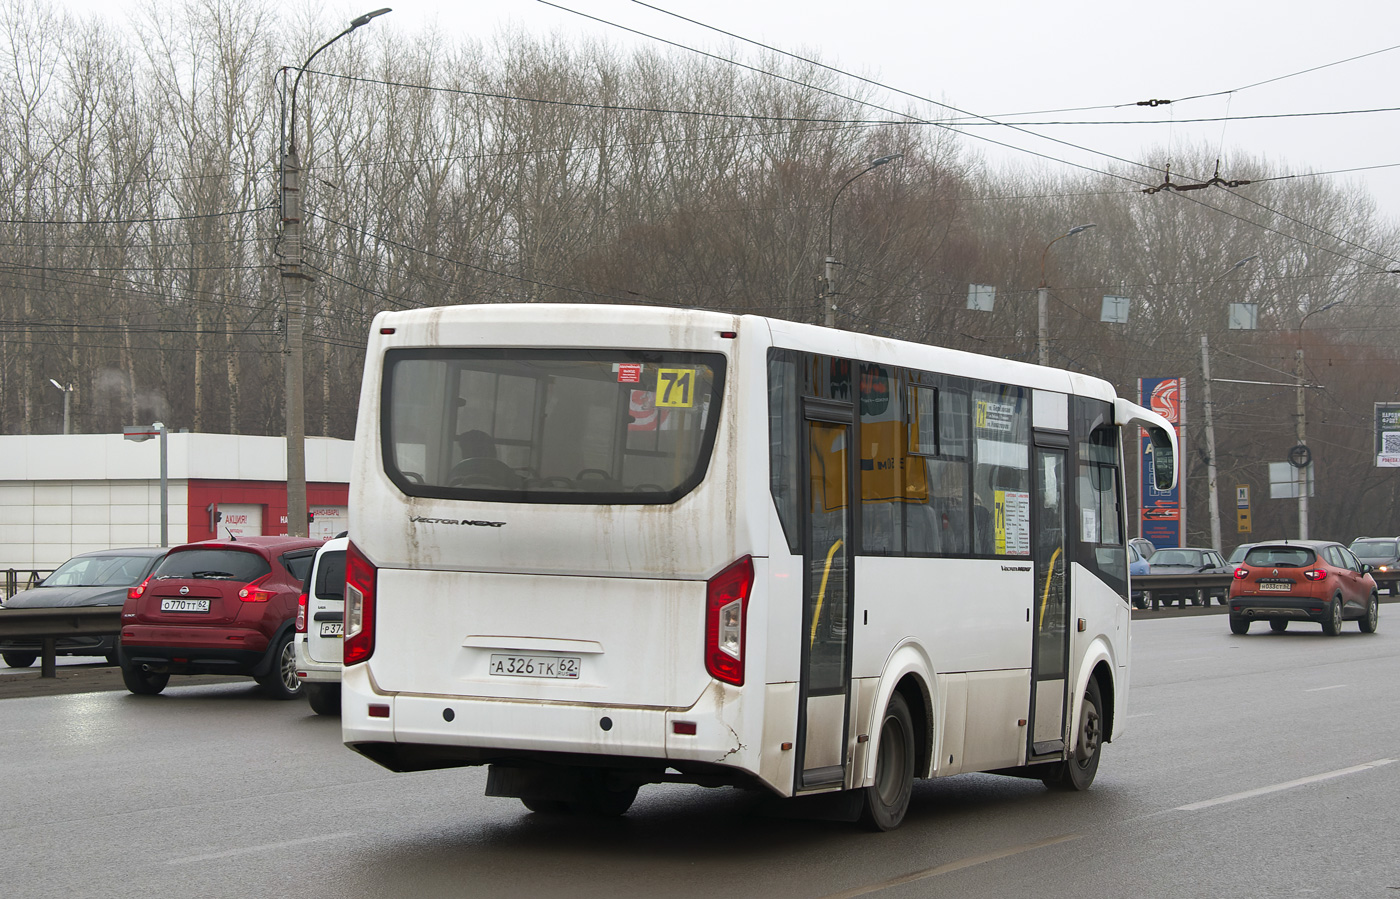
859 692 915 831
1042 678 1103 792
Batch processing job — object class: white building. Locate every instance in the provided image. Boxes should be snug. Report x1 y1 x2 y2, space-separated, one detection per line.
0 433 352 570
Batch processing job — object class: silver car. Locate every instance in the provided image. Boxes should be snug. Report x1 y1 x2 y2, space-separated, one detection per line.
295 536 347 715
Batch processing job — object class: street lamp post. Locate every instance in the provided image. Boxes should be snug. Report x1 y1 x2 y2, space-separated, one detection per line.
1037 224 1096 366
280 8 391 537
1293 300 1341 539
1199 255 1258 551
821 154 902 328
47 379 72 435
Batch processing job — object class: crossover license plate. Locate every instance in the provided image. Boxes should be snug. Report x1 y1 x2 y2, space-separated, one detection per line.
159 598 210 612
1258 582 1292 592
489 654 581 679
319 622 343 637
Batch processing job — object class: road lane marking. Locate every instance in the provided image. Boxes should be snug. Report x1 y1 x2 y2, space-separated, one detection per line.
1175 759 1395 812
817 834 1080 898
166 832 357 865
1304 684 1348 692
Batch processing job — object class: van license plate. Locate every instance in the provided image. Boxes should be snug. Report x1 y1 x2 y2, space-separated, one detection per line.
489 654 581 679
319 622 343 637
160 599 210 612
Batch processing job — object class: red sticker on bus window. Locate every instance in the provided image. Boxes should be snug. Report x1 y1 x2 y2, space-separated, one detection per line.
617 363 642 383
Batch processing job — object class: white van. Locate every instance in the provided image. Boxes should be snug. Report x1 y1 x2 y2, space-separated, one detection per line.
295 536 347 716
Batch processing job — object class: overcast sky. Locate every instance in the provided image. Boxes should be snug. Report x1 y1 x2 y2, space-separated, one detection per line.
57 0 1400 232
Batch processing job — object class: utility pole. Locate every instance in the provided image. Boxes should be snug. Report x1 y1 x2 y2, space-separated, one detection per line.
1198 255 1257 550
1292 300 1340 540
1294 344 1308 539
279 8 391 537
821 154 901 328
1037 223 1096 367
1200 333 1222 551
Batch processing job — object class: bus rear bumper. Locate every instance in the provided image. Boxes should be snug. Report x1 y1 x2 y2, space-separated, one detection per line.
341 665 783 791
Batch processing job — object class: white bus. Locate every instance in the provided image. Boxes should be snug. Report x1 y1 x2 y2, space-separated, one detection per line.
342 304 1177 829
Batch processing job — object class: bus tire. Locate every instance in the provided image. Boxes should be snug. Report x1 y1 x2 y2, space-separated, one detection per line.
859 692 915 831
571 770 638 817
520 797 570 814
1042 678 1102 792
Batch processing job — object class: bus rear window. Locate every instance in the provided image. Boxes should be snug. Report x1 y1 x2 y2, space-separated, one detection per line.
381 348 726 504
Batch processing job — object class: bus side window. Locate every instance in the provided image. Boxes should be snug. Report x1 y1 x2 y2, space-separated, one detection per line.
971 383 1030 557
905 377 970 556
767 350 802 554
859 362 902 555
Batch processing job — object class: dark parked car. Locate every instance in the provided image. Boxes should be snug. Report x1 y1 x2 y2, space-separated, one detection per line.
1146 547 1232 607
1227 542 1257 565
1349 537 1400 594
1229 541 1378 635
1 547 166 668
117 536 322 697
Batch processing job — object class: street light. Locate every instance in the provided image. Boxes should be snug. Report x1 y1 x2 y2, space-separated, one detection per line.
821 154 902 328
280 8 391 537
1037 224 1096 366
47 379 72 435
1199 255 1259 551
1293 300 1342 539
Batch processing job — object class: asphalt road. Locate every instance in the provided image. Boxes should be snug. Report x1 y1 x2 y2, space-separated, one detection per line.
3 612 1399 899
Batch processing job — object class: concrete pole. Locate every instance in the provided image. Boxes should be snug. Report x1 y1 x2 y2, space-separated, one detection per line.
61 389 70 435
1037 285 1050 367
1295 346 1308 540
1200 334 1222 550
823 255 837 327
281 145 309 538
155 421 168 547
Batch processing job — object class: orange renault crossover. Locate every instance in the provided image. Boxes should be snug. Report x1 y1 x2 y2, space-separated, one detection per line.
1228 540 1379 636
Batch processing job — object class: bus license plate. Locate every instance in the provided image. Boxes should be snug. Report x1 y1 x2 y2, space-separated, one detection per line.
319 622 343 637
1259 582 1291 592
489 654 581 679
160 598 210 612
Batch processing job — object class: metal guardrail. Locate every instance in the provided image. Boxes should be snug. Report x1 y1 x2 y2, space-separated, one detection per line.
1132 570 1400 610
3 569 52 600
0 607 121 678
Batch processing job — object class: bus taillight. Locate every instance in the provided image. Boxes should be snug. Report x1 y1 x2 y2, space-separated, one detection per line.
344 541 378 666
705 556 754 686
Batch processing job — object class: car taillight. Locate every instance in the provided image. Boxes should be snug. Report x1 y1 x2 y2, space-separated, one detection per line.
238 574 277 602
128 575 152 600
1233 567 1248 579
344 540 377 666
705 556 754 686
295 592 308 633
1304 569 1327 581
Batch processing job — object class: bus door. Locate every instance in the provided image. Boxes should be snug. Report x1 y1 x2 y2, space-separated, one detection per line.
797 398 856 790
1028 435 1070 758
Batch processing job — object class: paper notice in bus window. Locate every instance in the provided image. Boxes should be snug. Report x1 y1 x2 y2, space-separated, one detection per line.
1082 508 1100 543
615 363 642 383
656 368 697 407
994 489 1031 555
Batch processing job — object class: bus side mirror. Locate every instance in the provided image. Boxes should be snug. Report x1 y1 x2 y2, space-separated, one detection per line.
1147 426 1175 491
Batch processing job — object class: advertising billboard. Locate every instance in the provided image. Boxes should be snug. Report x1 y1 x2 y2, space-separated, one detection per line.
1139 377 1185 550
1376 403 1400 467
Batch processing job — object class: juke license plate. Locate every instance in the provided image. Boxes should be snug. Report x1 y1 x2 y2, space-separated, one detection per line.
489 654 581 679
319 622 343 637
160 598 210 612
